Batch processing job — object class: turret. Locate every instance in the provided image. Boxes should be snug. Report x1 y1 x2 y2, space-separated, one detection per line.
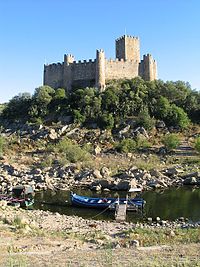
139 54 157 81
63 54 75 91
64 54 75 65
95 49 106 92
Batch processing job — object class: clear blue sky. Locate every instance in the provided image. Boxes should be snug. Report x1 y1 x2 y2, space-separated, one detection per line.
0 0 200 103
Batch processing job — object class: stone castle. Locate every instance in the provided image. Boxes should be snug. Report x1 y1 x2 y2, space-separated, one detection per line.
43 35 157 92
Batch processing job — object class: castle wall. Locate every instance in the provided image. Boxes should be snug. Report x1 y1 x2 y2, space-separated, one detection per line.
44 35 157 91
44 63 63 89
105 59 139 80
72 60 96 80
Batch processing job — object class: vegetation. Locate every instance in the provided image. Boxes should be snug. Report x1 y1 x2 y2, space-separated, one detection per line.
194 136 200 153
1 78 199 131
54 137 92 163
116 136 151 153
162 134 180 151
0 135 5 157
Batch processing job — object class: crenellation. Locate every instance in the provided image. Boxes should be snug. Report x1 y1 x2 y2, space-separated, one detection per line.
44 34 157 91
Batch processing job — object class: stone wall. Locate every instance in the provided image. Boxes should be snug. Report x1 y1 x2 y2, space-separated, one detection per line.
44 63 63 89
72 60 96 81
106 59 139 80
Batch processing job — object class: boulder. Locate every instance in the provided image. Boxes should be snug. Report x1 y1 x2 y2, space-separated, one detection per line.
93 170 103 179
183 177 197 185
100 167 111 178
150 169 163 178
98 179 113 189
94 146 101 155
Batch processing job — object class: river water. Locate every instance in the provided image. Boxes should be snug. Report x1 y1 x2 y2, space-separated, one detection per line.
34 187 200 222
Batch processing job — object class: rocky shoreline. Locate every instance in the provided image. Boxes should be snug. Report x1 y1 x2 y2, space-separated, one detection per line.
0 161 199 194
0 203 200 251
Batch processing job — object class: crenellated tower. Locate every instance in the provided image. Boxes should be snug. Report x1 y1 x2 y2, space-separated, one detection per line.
139 54 157 81
116 35 140 62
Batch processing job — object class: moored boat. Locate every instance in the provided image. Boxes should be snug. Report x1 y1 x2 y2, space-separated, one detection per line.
0 185 35 208
70 192 145 211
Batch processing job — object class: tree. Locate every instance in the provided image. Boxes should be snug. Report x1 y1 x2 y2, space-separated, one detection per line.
137 107 155 130
1 92 32 121
32 86 55 118
167 104 190 129
98 113 114 129
154 96 171 120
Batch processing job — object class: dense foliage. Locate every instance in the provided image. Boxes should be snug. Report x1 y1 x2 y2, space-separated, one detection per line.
1 78 200 130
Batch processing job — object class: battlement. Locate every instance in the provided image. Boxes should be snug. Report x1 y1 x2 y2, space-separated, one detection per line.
45 62 63 68
72 59 96 64
116 35 139 42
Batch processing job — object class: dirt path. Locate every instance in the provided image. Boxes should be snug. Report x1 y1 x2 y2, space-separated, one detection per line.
1 242 200 267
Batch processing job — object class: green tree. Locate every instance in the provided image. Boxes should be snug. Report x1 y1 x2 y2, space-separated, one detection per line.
32 86 55 118
98 113 114 129
167 104 190 129
1 92 32 121
137 107 155 130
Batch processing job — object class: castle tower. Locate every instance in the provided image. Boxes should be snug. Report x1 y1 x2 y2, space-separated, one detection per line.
139 54 157 81
63 54 75 91
95 49 106 92
115 35 140 62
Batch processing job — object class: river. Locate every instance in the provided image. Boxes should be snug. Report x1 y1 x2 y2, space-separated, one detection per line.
34 187 200 222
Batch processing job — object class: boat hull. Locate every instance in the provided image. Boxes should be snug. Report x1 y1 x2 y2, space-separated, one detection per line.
71 193 145 210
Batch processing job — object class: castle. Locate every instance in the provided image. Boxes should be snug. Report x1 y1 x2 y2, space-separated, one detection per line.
43 35 157 92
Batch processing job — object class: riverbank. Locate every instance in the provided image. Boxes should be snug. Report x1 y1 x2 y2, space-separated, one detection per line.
0 204 200 266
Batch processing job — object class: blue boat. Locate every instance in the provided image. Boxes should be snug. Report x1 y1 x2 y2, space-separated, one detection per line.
70 192 145 211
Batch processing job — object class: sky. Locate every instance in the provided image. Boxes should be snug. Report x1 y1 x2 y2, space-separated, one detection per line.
0 0 200 103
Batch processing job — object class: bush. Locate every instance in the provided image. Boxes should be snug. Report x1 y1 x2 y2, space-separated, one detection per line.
136 136 151 150
116 138 137 153
55 137 91 163
0 135 5 156
137 107 155 131
98 113 114 130
162 134 180 151
194 137 200 153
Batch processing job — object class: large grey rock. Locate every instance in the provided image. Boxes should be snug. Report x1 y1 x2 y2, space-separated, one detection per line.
150 169 163 178
183 177 197 185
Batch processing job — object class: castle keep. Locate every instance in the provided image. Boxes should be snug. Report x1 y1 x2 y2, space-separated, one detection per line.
44 35 157 92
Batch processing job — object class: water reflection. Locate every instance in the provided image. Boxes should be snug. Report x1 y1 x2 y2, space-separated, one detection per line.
34 187 200 222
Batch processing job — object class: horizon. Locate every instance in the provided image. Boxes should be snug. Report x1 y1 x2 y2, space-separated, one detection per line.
0 0 200 103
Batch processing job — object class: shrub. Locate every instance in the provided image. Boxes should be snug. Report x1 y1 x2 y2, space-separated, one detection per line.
137 107 155 131
136 136 151 150
55 137 91 163
98 113 114 130
0 135 5 156
162 134 180 151
116 138 137 153
194 137 200 153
